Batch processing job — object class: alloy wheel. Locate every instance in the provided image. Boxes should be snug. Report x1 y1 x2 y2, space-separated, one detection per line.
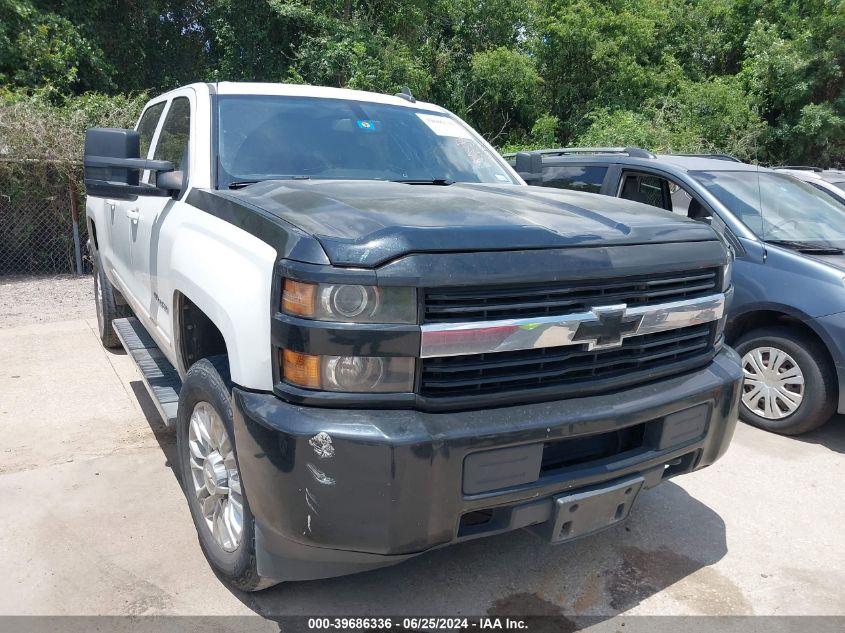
187 401 244 552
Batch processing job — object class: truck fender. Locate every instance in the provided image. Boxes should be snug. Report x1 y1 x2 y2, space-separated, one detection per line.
167 211 278 391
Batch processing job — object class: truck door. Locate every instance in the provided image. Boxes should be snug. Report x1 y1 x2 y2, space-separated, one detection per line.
131 94 193 344
106 101 165 300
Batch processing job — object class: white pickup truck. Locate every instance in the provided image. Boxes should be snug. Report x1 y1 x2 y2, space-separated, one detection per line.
84 82 741 591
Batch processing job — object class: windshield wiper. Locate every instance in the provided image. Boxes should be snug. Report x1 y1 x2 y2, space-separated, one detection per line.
392 178 455 186
765 239 844 254
229 175 312 190
228 181 260 189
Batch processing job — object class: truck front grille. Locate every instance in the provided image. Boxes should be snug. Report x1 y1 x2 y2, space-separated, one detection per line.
424 268 720 323
420 323 715 400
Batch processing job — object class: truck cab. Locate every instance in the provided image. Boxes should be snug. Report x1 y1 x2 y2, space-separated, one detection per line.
84 84 741 591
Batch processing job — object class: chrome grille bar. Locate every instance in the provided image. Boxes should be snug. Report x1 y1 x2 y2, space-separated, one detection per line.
420 293 724 358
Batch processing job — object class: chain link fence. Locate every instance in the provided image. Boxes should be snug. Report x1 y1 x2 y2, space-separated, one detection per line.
0 160 90 276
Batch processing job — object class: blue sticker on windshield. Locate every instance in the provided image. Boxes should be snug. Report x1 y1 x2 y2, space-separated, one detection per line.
357 120 379 131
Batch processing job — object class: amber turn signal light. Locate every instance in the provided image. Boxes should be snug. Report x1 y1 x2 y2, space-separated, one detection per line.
282 349 321 389
282 279 316 317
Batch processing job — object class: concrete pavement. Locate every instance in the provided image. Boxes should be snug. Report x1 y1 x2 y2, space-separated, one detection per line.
0 281 843 618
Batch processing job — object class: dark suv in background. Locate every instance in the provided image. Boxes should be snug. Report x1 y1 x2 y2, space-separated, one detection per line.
508 147 845 435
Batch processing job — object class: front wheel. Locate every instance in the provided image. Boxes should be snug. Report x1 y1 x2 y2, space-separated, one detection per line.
734 326 836 435
176 356 277 591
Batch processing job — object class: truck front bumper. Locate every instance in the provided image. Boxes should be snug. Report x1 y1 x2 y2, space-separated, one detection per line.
232 346 742 582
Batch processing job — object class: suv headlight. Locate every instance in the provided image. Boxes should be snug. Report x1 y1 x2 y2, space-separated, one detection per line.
282 280 417 323
282 350 415 392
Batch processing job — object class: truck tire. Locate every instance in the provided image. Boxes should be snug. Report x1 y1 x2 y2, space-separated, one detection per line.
734 326 836 435
176 356 277 592
92 250 130 348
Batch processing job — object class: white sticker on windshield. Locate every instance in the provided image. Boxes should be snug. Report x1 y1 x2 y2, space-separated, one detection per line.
416 113 472 139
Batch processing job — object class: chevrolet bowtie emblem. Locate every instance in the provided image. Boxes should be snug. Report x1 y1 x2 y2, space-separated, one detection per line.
572 304 643 350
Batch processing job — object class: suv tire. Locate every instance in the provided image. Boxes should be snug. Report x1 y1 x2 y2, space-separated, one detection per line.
734 326 836 435
176 355 277 592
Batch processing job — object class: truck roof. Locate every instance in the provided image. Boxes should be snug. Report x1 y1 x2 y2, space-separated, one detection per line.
162 81 447 112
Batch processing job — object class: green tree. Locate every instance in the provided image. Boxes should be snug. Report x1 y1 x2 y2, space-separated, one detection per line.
576 77 764 161
466 47 543 142
741 5 845 165
0 0 112 95
0 0 842 166
534 0 685 140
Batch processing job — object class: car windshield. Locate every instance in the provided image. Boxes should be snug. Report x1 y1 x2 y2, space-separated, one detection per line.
216 95 518 187
691 170 845 247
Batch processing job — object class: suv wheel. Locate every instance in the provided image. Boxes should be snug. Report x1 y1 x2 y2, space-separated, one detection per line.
734 326 836 435
176 356 277 592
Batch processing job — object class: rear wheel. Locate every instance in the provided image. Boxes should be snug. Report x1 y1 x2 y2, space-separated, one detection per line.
92 250 130 348
176 356 277 592
734 326 836 435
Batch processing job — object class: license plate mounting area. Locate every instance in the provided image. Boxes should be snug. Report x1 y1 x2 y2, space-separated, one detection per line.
538 475 645 544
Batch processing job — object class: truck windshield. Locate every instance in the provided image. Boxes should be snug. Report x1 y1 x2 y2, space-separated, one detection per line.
692 170 845 248
216 95 518 188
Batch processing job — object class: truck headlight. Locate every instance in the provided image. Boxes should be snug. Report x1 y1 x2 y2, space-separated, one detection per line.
282 280 417 324
282 350 415 392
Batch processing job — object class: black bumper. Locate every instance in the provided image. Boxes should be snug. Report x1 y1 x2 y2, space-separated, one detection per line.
232 346 742 582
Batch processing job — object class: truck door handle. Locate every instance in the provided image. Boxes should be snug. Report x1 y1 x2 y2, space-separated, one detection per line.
126 207 140 222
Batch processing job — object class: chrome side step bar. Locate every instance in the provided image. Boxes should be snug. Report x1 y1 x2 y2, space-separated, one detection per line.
113 317 181 427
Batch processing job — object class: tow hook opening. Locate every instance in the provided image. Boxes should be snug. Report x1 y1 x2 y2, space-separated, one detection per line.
662 451 699 479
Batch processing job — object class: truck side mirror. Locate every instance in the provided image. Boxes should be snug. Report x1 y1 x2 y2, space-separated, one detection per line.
515 152 543 186
156 170 184 196
84 128 174 199
156 144 190 199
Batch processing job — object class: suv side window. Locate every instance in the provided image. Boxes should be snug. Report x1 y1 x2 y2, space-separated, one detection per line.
673 185 713 223
620 172 714 223
152 97 191 175
542 165 607 192
670 184 694 215
619 172 671 210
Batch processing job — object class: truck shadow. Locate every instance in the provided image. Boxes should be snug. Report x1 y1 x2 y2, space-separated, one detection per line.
129 380 179 477
229 481 728 622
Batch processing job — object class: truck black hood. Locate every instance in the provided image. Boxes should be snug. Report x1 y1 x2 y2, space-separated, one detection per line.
189 180 717 267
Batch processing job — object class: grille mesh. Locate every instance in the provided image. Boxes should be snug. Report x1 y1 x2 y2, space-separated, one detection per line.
424 268 720 323
421 323 714 398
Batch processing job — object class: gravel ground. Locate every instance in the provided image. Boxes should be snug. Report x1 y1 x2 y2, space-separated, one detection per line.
0 274 94 328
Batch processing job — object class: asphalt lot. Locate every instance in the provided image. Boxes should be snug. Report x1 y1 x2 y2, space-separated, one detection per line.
1 276 844 621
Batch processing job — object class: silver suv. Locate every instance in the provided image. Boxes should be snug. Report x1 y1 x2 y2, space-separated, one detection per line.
772 167 845 203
